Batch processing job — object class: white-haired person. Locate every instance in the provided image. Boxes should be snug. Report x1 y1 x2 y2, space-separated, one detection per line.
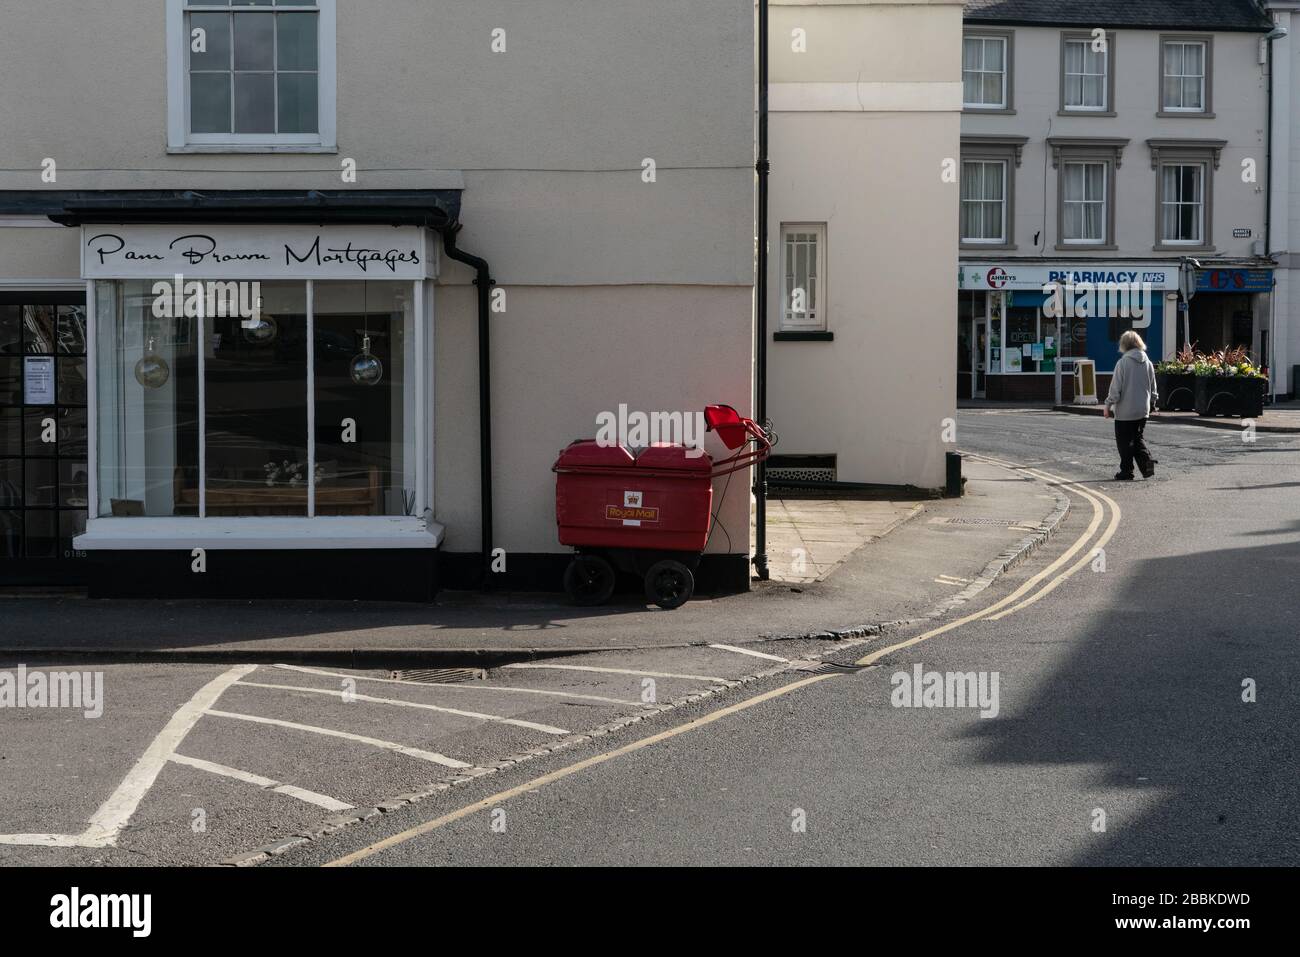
1102 330 1159 480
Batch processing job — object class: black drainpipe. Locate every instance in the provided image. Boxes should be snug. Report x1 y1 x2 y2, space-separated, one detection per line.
439 224 495 587
753 0 771 581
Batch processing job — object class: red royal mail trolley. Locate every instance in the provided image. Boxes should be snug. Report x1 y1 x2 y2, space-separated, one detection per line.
552 404 771 609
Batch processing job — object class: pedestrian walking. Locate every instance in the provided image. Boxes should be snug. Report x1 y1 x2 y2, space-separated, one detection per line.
1103 330 1159 480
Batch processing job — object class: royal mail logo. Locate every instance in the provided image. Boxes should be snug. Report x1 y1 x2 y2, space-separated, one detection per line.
608 491 658 523
606 504 659 522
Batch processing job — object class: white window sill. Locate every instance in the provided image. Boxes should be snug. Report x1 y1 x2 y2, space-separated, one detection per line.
75 516 444 551
167 144 339 155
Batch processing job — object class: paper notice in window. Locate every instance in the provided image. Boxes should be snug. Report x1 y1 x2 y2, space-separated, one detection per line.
23 356 55 405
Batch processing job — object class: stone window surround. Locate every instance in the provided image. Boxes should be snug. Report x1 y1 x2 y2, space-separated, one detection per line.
963 29 1016 115
960 136 1028 252
1148 138 1226 252
1157 33 1215 118
1048 137 1128 250
1058 31 1118 117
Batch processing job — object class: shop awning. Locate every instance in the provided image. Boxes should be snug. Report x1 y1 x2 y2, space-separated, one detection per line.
8 189 460 228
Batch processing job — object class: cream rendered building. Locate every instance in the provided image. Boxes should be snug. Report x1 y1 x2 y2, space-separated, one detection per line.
765 0 962 490
0 0 756 598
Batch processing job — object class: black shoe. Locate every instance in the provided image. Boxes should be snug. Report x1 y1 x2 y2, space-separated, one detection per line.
1139 464 1156 478
1114 471 1134 481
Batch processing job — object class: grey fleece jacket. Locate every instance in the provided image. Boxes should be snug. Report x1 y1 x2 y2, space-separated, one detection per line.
1105 348 1158 420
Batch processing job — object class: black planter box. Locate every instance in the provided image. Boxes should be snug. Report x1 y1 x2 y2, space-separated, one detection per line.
1193 375 1266 418
1156 372 1196 411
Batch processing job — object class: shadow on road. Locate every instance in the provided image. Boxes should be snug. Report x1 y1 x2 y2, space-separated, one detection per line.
960 536 1300 865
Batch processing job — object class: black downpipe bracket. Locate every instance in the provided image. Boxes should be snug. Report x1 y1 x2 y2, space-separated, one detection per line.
439 224 496 587
753 0 771 581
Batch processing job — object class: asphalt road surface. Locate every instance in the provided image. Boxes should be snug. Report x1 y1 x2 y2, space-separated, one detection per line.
275 410 1299 866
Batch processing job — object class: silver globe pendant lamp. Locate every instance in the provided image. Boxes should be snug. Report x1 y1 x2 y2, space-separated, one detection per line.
349 284 383 386
134 337 170 389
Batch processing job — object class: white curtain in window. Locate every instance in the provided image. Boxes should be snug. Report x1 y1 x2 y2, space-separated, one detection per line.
1063 163 1104 241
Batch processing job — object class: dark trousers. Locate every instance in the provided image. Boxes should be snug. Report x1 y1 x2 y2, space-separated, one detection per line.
1114 417 1153 476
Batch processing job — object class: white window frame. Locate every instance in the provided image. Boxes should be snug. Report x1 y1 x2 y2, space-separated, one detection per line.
166 0 337 153
963 35 1008 110
1061 161 1107 245
80 276 436 550
780 224 827 332
1063 38 1107 112
1160 162 1206 245
960 160 1008 245
1161 39 1207 113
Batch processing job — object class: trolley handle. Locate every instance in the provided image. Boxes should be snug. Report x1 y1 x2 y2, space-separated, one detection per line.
709 417 772 480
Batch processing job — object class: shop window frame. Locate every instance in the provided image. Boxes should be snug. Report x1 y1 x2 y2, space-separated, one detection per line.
82 277 434 548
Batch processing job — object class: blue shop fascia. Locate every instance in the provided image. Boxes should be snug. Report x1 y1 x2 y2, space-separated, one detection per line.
957 258 1273 402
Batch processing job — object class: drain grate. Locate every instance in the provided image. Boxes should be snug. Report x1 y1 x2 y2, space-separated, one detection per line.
930 517 1031 527
791 661 867 675
389 668 486 684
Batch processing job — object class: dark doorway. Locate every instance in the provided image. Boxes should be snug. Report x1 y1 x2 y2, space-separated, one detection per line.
0 291 90 586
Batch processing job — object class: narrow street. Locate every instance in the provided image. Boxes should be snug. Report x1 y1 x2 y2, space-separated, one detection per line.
2 410 1294 871
260 410 1297 866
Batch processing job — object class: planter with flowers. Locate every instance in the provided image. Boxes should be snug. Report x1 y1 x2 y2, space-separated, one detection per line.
1154 345 1197 412
1190 347 1267 418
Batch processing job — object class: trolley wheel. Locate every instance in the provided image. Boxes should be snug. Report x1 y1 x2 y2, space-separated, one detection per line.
563 555 616 606
644 560 694 610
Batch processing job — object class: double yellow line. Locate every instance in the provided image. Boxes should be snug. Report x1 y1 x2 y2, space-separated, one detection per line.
320 457 1116 867
855 455 1121 666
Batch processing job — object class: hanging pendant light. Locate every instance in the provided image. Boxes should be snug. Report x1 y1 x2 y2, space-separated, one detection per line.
349 334 383 386
349 284 383 385
134 337 170 389
242 314 278 344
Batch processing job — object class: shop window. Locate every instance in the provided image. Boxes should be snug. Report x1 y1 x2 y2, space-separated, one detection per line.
781 224 826 331
94 279 414 519
963 33 1012 111
168 0 337 151
1160 37 1212 115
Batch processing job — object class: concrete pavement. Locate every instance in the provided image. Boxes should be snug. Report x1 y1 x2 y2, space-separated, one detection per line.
0 458 1066 663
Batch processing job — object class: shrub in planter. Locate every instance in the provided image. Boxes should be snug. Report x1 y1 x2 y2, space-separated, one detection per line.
1190 347 1267 418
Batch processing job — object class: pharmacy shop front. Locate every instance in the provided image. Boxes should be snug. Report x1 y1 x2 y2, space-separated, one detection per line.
68 221 442 600
958 262 1178 402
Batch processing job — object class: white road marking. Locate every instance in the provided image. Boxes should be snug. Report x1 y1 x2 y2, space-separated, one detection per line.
708 643 789 663
235 680 569 736
204 709 472 768
503 663 729 683
169 753 353 812
0 664 257 848
934 574 971 585
272 663 639 706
